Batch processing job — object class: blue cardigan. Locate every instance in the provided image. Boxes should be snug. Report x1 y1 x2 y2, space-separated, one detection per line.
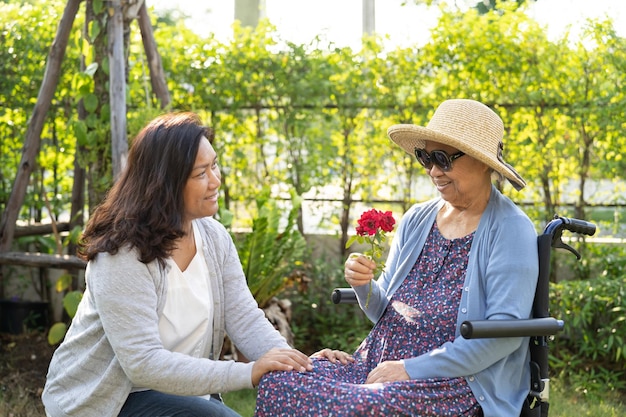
353 186 539 417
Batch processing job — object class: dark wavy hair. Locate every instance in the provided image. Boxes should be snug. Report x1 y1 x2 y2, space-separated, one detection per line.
79 112 214 266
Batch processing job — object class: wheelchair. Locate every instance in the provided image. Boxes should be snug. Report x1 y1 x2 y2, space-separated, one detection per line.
332 215 596 417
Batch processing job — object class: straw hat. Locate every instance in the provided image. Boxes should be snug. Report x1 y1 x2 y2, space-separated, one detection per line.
387 99 526 191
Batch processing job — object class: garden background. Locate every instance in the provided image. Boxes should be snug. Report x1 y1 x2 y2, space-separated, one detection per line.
0 0 625 415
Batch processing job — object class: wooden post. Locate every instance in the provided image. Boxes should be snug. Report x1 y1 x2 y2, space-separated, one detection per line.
362 0 375 36
235 0 263 28
108 0 128 180
137 1 170 109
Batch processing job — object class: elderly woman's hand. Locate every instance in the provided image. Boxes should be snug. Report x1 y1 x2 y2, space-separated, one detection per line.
310 348 355 365
344 253 376 288
365 360 410 384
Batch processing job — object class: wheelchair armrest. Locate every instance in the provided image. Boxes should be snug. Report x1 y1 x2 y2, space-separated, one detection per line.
460 318 564 339
331 288 358 304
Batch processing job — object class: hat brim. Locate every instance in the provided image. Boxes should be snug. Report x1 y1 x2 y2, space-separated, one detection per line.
387 124 526 191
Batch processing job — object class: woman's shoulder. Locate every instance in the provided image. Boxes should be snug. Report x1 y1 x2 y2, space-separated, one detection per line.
92 244 139 264
194 217 232 245
486 189 537 238
87 246 164 295
195 216 228 232
90 245 160 274
490 189 532 220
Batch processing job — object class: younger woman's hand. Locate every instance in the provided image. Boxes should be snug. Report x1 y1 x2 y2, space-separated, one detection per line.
310 348 355 365
251 348 312 386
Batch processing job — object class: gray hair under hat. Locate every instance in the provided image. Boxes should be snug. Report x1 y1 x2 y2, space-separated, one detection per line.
387 99 526 191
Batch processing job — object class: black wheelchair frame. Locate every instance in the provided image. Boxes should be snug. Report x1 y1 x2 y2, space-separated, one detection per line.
331 215 596 417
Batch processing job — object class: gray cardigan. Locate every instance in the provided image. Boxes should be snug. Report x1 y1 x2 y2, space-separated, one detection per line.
353 186 539 417
42 217 290 417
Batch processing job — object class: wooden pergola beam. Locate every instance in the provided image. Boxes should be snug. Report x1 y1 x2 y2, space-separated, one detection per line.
13 223 72 238
0 252 86 270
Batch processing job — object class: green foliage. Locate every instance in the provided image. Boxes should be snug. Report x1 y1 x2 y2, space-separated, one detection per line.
237 188 308 308
288 257 371 354
550 245 626 393
3 0 626 232
557 237 626 282
345 233 386 258
47 269 82 345
48 322 68 345
592 244 626 280
0 0 80 220
62 290 83 319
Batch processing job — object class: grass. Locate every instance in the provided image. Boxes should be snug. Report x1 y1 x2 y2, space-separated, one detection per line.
223 388 258 416
222 382 626 417
1 376 624 417
2 331 624 417
549 382 626 417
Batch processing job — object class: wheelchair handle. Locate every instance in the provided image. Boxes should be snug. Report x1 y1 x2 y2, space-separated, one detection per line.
460 317 564 339
331 288 358 304
546 216 596 237
544 216 596 260
563 217 596 236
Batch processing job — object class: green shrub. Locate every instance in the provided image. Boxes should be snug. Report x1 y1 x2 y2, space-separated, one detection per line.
288 258 371 355
230 188 309 309
550 271 626 394
556 239 626 282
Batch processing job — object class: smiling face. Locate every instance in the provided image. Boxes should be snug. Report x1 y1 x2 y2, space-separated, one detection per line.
182 136 221 224
424 141 492 209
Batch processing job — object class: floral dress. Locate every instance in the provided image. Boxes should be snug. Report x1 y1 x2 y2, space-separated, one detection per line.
255 222 482 417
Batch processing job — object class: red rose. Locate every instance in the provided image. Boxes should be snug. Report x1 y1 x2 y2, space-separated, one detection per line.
356 209 381 236
378 210 396 233
346 208 396 308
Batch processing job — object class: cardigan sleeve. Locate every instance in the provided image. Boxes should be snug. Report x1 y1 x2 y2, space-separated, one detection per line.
206 218 292 358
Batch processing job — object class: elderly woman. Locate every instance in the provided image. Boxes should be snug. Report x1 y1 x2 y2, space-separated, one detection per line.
255 99 538 417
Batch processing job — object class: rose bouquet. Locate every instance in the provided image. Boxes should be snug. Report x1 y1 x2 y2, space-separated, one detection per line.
345 208 396 307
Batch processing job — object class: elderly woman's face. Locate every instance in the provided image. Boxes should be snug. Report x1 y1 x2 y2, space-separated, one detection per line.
182 137 221 223
424 141 491 206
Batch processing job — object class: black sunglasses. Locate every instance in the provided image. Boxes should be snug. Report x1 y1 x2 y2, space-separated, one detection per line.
414 148 465 172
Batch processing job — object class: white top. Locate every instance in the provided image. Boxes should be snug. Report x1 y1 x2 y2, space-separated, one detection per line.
132 222 214 393
160 221 214 357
